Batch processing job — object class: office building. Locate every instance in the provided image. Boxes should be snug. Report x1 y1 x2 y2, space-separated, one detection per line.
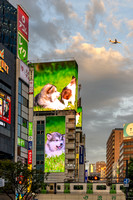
106 128 123 179
0 43 16 160
0 0 17 55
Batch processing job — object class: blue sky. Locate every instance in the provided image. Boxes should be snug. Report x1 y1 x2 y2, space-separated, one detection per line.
10 0 133 163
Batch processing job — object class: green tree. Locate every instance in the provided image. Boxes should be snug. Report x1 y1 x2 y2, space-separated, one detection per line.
0 160 48 200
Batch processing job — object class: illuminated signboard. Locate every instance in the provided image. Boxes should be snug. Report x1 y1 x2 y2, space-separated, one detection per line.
18 5 29 41
76 107 82 127
18 33 28 63
45 116 65 173
18 137 25 147
30 60 78 111
123 123 133 138
0 49 9 74
28 150 32 164
0 91 11 124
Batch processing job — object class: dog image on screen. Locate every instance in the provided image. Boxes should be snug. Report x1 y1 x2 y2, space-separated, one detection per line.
61 76 76 107
34 83 65 110
45 132 65 157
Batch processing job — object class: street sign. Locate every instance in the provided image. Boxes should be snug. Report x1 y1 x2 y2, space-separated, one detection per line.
124 178 130 184
124 178 130 187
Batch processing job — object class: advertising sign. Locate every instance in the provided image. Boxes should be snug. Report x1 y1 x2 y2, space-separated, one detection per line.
0 91 11 124
18 33 28 63
76 107 82 127
123 123 133 138
30 60 78 111
20 60 29 85
28 150 32 164
29 122 33 136
28 141 32 150
0 49 9 74
18 137 25 148
18 5 29 41
85 170 88 183
45 116 65 173
79 145 84 164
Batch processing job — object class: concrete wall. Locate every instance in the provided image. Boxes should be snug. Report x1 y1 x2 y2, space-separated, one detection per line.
36 194 125 200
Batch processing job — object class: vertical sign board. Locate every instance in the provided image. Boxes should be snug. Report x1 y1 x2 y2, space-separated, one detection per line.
17 5 29 41
79 145 84 164
20 60 29 85
45 116 65 173
85 170 88 183
28 150 32 164
28 122 33 164
18 33 28 63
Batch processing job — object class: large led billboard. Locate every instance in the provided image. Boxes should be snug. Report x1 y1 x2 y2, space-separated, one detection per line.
0 91 11 124
30 61 78 111
45 116 65 173
76 107 82 127
123 123 133 138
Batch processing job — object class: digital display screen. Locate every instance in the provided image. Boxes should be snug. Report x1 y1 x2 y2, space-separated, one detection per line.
0 91 11 124
76 107 82 127
45 116 65 173
30 61 78 111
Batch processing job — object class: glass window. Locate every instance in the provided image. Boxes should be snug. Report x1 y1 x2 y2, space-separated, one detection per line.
17 124 21 137
18 103 21 115
18 94 22 104
18 80 22 94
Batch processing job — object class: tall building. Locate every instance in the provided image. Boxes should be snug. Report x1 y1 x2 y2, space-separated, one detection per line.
0 0 17 55
0 0 30 163
106 128 123 179
29 60 81 182
15 59 29 163
96 161 106 179
119 123 133 179
0 43 16 160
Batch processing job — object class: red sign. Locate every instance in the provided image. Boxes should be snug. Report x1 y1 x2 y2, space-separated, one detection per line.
0 91 11 124
18 5 29 41
28 150 32 164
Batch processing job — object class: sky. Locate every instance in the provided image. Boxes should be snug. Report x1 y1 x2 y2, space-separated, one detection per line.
9 0 133 163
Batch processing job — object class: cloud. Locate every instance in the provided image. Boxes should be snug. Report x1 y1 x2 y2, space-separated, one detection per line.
47 0 78 20
84 0 105 31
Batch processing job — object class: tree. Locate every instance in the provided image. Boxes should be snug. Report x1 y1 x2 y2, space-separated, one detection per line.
128 158 133 197
0 160 48 200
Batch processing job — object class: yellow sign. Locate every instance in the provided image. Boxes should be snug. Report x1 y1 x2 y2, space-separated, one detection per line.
0 49 9 74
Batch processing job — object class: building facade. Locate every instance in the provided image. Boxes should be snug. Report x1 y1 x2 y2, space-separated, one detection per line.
106 128 123 179
119 138 133 178
0 43 16 160
0 0 17 55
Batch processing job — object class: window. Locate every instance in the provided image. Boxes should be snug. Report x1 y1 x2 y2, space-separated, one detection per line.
57 185 61 190
96 185 106 190
74 185 83 190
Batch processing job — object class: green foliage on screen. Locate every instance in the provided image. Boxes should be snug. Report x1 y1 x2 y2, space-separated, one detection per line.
45 116 65 173
31 61 78 111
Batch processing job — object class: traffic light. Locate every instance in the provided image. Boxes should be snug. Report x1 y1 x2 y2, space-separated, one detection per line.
88 176 100 181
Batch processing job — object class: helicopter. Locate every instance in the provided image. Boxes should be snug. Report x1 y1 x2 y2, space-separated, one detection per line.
109 39 121 44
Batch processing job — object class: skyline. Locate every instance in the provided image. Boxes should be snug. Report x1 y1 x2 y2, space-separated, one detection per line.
9 0 133 163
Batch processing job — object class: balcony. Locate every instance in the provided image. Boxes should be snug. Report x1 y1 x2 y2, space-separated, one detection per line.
66 153 75 159
66 143 75 149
